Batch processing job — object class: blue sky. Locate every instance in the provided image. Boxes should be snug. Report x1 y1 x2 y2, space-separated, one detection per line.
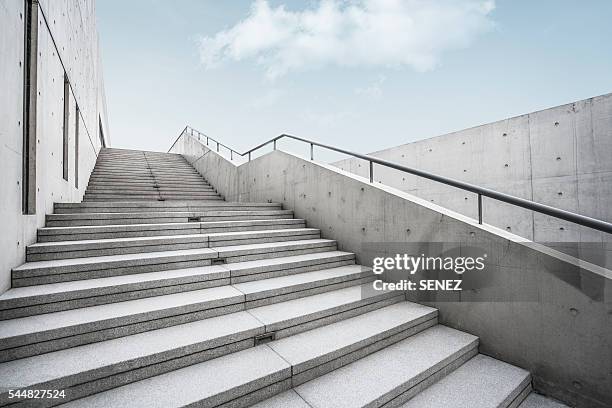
97 0 612 159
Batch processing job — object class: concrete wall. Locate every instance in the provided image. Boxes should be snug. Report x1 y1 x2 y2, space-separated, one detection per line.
333 94 612 255
171 134 611 408
0 0 109 292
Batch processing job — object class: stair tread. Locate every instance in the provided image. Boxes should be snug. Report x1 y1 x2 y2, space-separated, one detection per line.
13 247 218 272
293 325 478 408
0 286 243 342
0 266 367 342
0 301 429 394
247 284 394 328
27 228 319 252
267 301 436 372
59 345 290 408
0 265 229 303
48 210 292 218
14 239 332 274
233 264 369 296
211 238 334 254
0 311 263 389
252 390 310 408
519 394 570 408
399 354 531 408
0 253 355 307
38 218 301 234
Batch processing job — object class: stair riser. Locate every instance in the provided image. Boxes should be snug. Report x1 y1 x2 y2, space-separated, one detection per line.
46 214 293 227
14 244 337 286
37 221 303 242
26 233 321 261
1 256 354 317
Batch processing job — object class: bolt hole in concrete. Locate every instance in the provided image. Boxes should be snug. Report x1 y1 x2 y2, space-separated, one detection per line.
555 121 560 126
570 308 579 316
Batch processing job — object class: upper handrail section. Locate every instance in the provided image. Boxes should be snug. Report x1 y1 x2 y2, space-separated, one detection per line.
170 125 612 234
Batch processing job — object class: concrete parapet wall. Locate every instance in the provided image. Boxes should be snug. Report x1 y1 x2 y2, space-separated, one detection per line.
171 134 611 408
0 0 109 292
333 94 612 254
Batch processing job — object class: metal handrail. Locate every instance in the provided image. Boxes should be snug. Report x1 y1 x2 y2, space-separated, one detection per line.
171 125 612 234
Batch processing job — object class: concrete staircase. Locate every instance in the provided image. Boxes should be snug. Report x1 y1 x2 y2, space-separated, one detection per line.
0 148 561 407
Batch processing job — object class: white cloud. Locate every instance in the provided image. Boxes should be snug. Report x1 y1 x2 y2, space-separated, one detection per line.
355 74 386 99
199 0 495 79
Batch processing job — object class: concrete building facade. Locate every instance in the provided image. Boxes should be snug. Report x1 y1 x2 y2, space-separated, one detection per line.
0 0 109 292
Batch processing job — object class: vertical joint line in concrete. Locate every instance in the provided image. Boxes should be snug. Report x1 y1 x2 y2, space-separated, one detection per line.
22 0 39 215
62 73 70 181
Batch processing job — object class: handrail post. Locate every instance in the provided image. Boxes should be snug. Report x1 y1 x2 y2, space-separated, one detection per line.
478 194 483 224
248 152 251 161
273 140 276 150
230 150 233 160
369 161 374 183
310 143 314 160
206 137 209 146
217 142 219 152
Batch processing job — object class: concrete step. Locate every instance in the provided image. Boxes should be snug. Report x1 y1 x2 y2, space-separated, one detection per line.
84 189 218 195
291 325 478 408
90 169 204 176
57 323 471 408
518 393 571 408
45 210 295 226
82 196 225 202
398 354 531 408
87 176 211 184
26 228 321 261
86 185 215 192
90 171 203 178
92 164 198 171
38 218 301 242
83 192 219 199
0 302 433 407
87 179 213 187
0 251 355 317
52 201 282 214
0 280 393 362
83 193 221 200
12 239 338 285
83 196 225 202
